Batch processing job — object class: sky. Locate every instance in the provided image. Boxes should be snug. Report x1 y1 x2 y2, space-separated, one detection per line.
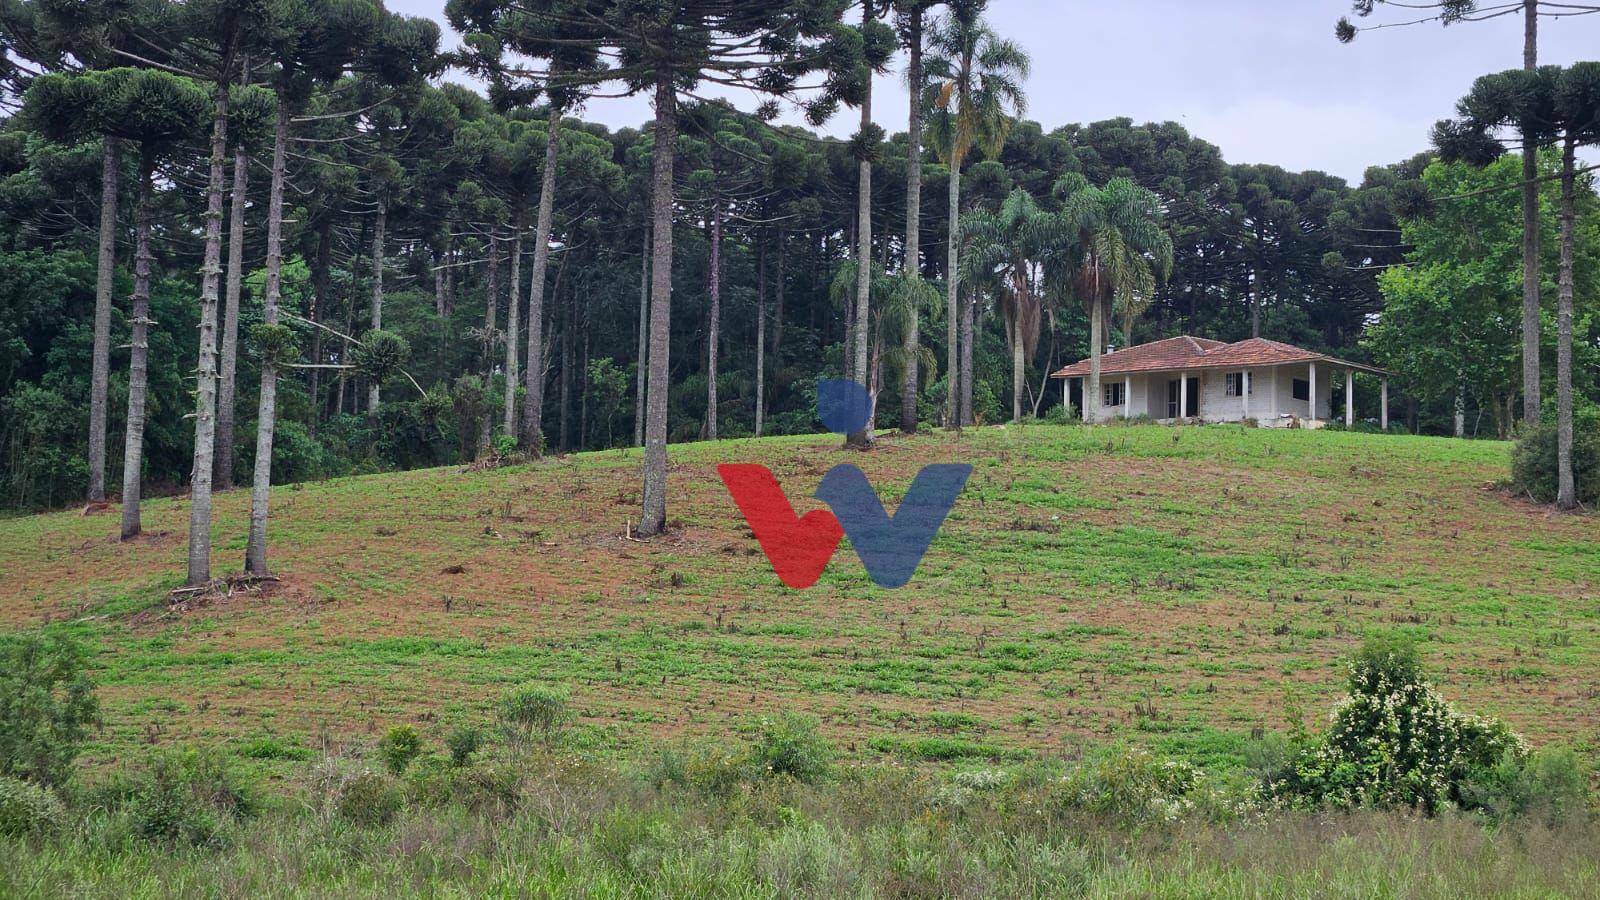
393 0 1598 184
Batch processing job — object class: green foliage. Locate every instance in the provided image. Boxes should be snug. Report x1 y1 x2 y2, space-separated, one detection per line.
749 714 833 783
497 684 571 748
444 725 484 767
0 775 64 837
331 769 403 827
377 724 423 776
352 329 411 383
123 750 256 847
1050 747 1203 823
1271 637 1528 813
0 633 98 788
1512 402 1600 505
248 322 298 367
1462 745 1593 825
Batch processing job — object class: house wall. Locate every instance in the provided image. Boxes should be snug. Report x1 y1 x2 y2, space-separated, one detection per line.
1078 364 1338 423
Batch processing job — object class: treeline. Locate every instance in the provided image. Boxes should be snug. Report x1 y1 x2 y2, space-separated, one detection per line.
0 1 1595 555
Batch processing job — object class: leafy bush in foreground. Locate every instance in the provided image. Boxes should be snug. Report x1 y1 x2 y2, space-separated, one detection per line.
377 725 422 776
123 750 257 847
0 633 99 787
750 714 833 783
1271 638 1527 813
0 775 64 836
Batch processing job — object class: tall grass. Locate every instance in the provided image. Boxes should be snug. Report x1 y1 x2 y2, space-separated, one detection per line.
3 757 1596 899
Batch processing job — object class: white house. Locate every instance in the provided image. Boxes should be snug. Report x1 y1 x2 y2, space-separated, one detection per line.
1051 336 1393 428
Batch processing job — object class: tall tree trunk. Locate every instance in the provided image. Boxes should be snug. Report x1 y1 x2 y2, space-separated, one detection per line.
480 235 499 455
1011 310 1025 423
433 244 447 316
1247 273 1259 339
309 219 331 438
1555 137 1577 510
639 72 677 537
900 5 924 435
755 233 766 438
704 202 722 441
521 106 563 453
848 1 875 449
1454 380 1466 438
959 289 975 426
503 213 524 438
946 163 961 428
367 196 386 419
559 285 572 451
1087 292 1104 424
1521 0 1542 424
244 102 289 576
216 144 248 489
119 160 153 540
634 226 649 447
88 137 118 504
771 232 785 361
186 82 231 587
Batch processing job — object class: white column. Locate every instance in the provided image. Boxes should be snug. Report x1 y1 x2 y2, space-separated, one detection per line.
1062 377 1068 413
1270 366 1279 424
1178 374 1188 423
1309 362 1317 422
1124 376 1132 419
1381 378 1389 431
1241 369 1250 420
1345 370 1354 427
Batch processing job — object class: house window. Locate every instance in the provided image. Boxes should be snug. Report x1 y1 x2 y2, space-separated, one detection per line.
1103 383 1125 407
1225 372 1254 397
1292 378 1310 402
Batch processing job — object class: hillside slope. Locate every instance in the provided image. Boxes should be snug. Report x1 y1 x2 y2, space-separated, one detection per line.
2 425 1596 768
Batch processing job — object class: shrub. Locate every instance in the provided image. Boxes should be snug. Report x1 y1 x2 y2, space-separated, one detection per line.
1511 403 1600 505
377 725 423 775
444 725 485 767
1462 745 1592 824
1271 637 1527 813
0 775 64 837
1052 747 1202 823
124 750 256 847
497 684 571 748
750 714 833 783
648 743 752 798
0 633 99 787
332 769 403 827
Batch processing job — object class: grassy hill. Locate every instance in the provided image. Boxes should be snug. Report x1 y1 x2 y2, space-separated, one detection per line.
3 424 1597 771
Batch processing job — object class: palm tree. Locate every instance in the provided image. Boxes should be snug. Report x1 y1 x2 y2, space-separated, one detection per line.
924 0 1028 427
1053 174 1173 424
960 189 1061 423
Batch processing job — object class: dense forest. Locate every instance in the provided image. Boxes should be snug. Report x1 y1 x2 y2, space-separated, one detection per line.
0 2 1596 566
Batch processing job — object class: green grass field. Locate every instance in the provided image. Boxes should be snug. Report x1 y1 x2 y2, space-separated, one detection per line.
4 423 1596 775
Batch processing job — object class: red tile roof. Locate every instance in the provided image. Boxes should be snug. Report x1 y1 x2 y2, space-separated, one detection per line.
1052 336 1391 378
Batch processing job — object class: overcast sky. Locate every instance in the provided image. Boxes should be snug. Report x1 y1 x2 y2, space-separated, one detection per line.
393 0 1597 184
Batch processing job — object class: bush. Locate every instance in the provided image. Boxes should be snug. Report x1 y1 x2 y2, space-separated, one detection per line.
0 775 64 837
648 742 752 798
1462 745 1592 824
444 725 485 767
1052 747 1202 823
1511 403 1600 505
497 684 571 748
124 750 256 847
750 714 833 783
0 633 99 787
1271 637 1527 813
329 769 403 827
377 725 422 776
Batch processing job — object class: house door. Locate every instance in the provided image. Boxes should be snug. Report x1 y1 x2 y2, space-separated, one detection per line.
1166 378 1199 418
